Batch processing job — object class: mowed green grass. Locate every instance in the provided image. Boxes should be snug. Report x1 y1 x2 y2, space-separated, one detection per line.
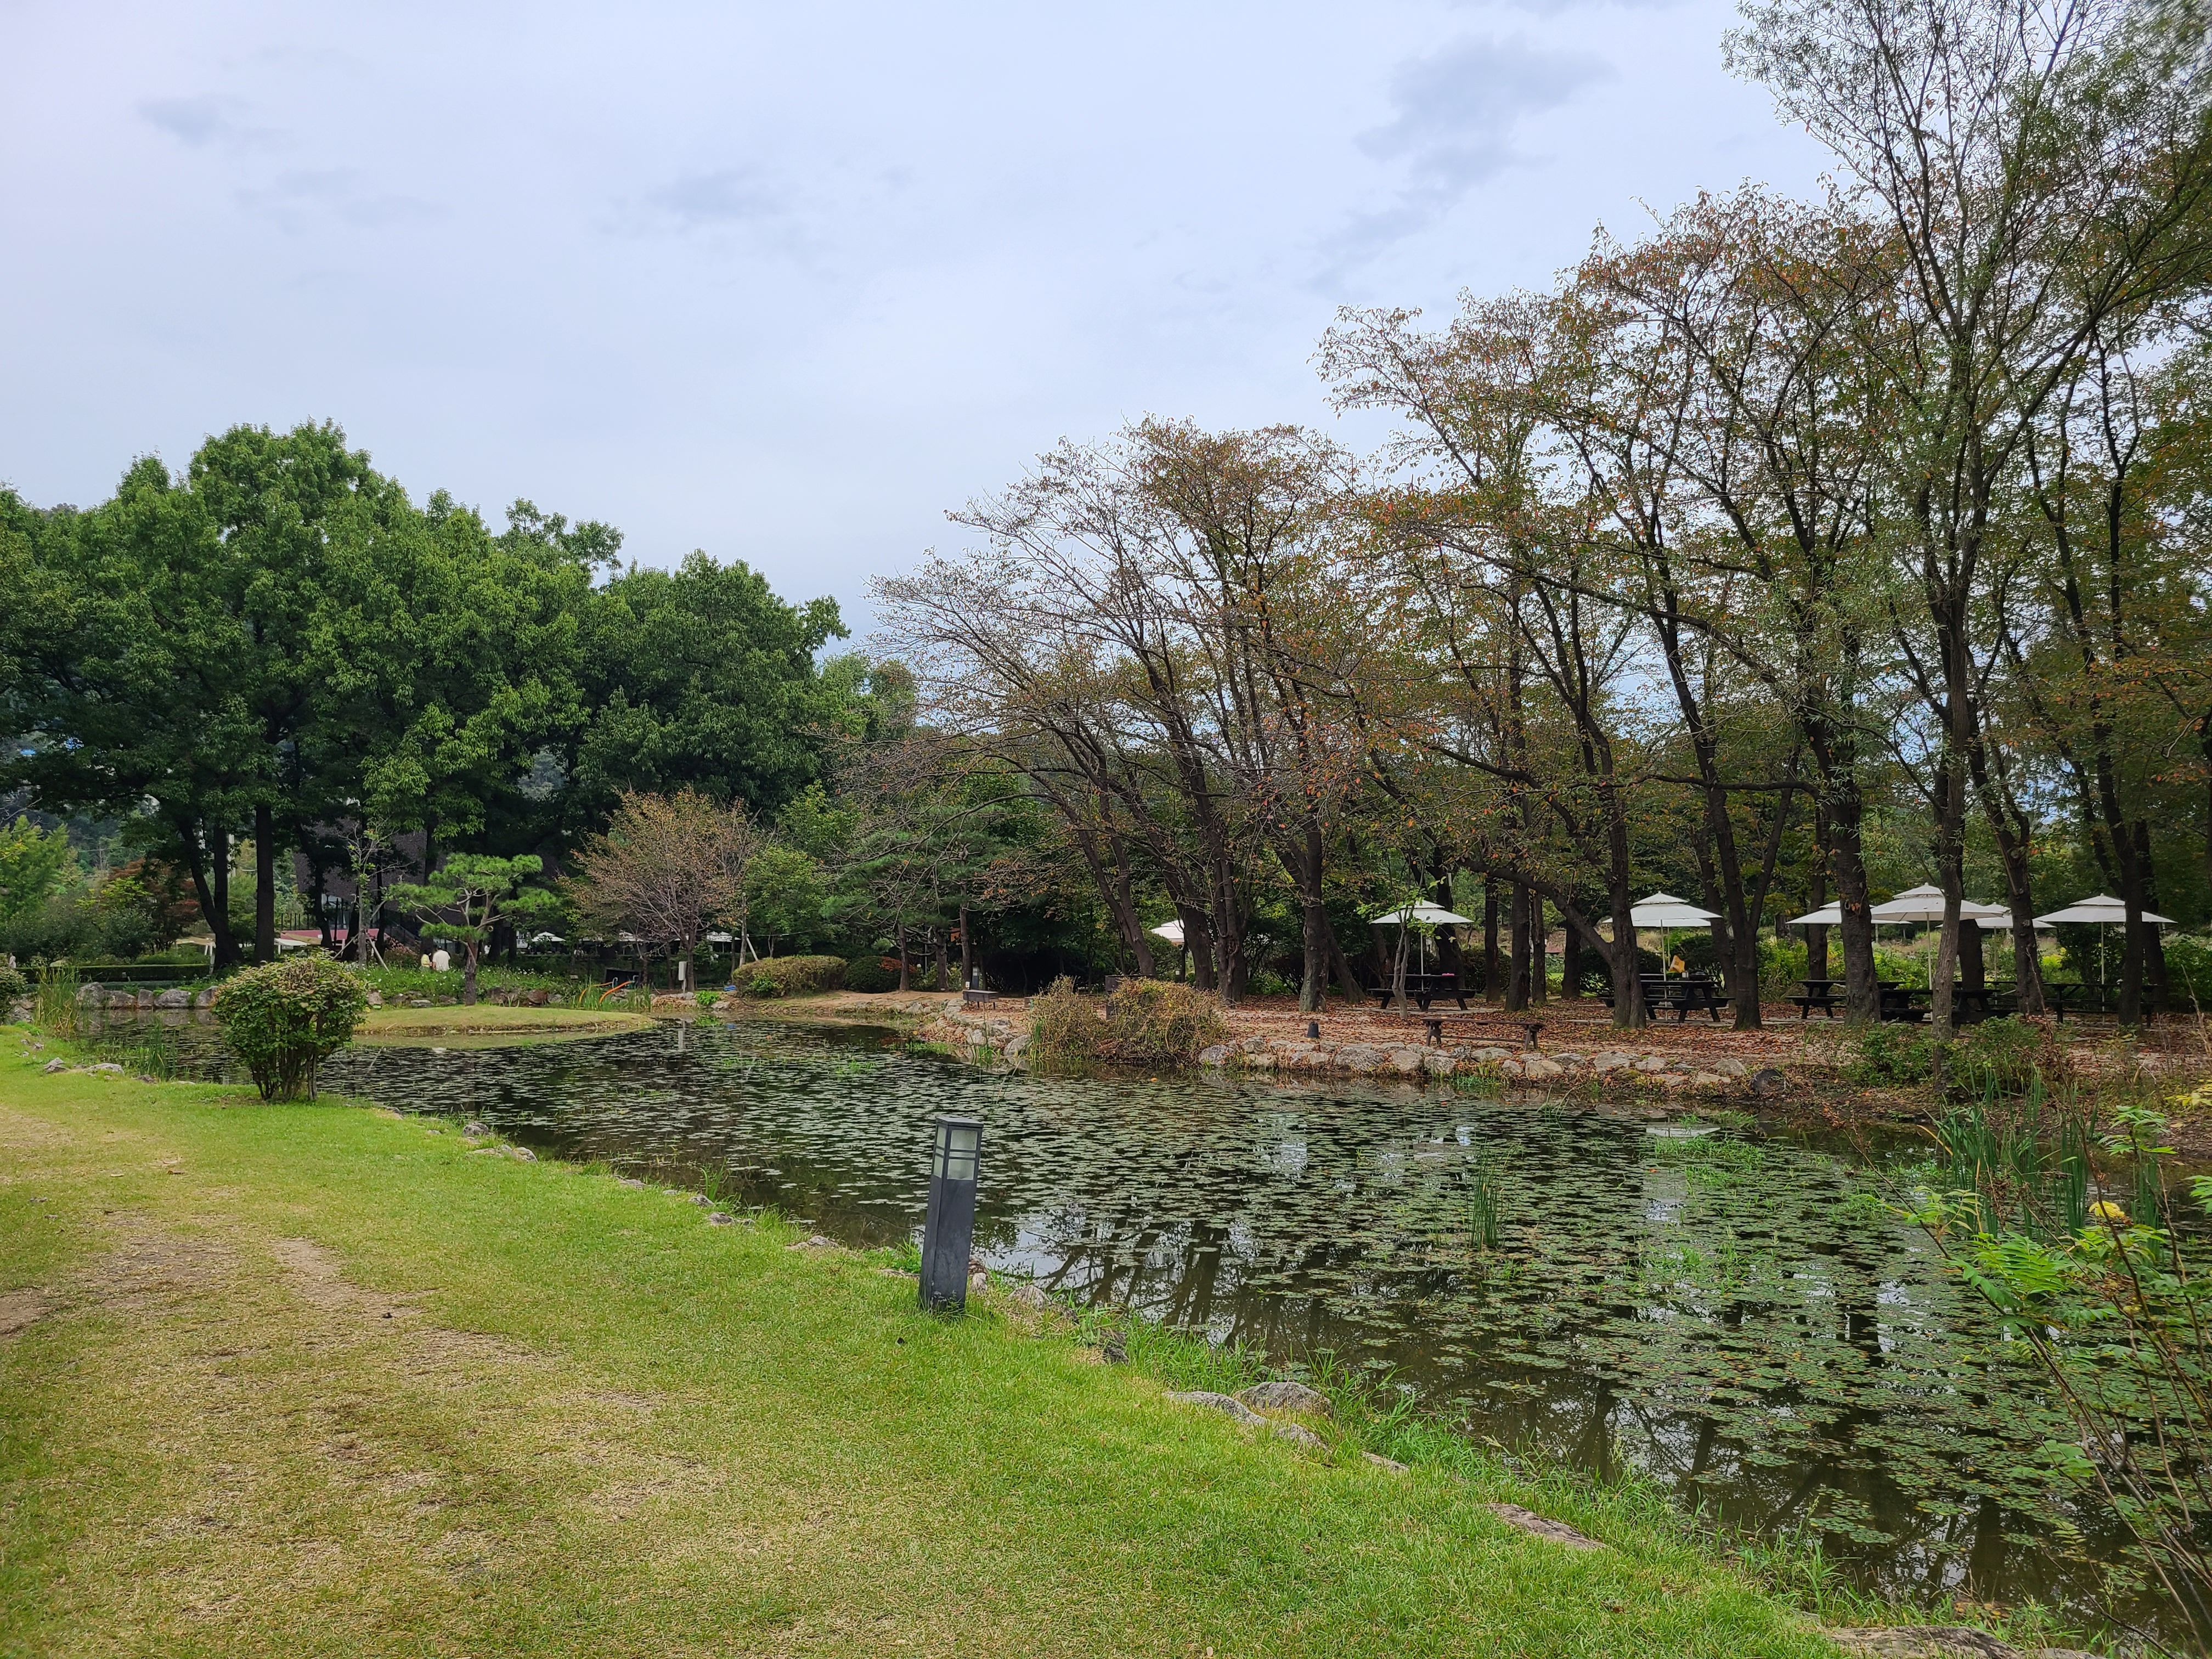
0 1039 1838 1658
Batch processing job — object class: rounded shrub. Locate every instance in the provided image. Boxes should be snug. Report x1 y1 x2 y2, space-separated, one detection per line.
844 955 900 992
212 957 371 1101
741 955 847 998
0 963 27 1008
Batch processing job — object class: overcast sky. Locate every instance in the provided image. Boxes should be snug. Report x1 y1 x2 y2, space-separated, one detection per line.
1 0 1826 636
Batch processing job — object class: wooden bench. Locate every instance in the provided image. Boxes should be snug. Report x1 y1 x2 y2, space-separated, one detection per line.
1788 992 1844 1020
1418 1014 1545 1052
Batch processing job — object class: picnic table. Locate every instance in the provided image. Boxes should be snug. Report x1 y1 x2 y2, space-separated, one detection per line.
1416 1013 1545 1052
1643 974 1728 1024
1790 977 1845 1019
1364 972 1467 1012
1876 983 2005 1023
2044 983 2106 1023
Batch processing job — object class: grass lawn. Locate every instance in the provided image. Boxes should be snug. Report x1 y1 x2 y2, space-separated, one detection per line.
356 1003 657 1048
0 1036 1842 1658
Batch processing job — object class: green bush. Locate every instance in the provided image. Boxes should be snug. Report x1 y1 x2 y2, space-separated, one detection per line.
0 963 27 1007
0 895 94 963
212 958 371 1101
844 955 901 992
1030 976 1224 1066
741 955 847 998
1757 935 1809 992
1847 1024 1934 1087
2167 933 2212 1007
1953 1015 2058 1096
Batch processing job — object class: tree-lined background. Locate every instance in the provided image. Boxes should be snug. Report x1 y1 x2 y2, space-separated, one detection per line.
4 0 2211 1035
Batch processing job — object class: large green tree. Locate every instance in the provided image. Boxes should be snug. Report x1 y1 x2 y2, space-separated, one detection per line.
572 554 850 822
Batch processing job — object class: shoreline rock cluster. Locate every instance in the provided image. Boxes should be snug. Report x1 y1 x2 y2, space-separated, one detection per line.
75 983 219 1011
916 1006 1784 1095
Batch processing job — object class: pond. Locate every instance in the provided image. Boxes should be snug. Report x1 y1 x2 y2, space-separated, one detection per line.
88 1011 2145 1630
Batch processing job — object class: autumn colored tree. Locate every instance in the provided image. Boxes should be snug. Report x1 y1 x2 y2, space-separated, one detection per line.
563 791 760 992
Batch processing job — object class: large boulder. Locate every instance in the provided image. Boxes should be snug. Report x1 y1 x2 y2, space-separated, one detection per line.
1197 1043 1233 1066
1521 1056 1565 1081
1387 1046 1426 1075
154 988 190 1009
1236 1380 1334 1418
1332 1044 1386 1074
1824 1629 2039 1659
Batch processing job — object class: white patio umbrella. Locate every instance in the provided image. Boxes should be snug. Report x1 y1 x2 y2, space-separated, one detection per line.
1870 884 2011 925
1369 901 1476 926
2033 894 2174 990
1629 892 1719 979
1149 919 1186 944
1369 901 1476 980
2034 893 2175 926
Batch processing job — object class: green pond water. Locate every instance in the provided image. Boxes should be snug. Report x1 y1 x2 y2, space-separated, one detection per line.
88 1011 2154 1629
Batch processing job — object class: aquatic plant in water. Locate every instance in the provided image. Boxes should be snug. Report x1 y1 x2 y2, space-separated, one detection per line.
1463 1163 1502 1251
34 963 80 1037
1901 1088 2212 1645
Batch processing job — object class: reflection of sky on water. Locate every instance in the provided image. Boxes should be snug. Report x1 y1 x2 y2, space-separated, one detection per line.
95 1011 2148 1629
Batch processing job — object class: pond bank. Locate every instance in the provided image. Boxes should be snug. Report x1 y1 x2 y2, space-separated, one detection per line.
0 1044 1861 1658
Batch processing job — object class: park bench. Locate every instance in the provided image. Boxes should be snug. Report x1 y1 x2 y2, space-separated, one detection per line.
1414 1013 1545 1052
1599 977 1730 1023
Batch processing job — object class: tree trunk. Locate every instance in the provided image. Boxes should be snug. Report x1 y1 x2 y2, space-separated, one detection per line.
182 819 239 972
253 802 277 964
1928 752 1967 1044
1290 823 1330 1014
2137 820 2170 1014
1482 882 1500 1002
1528 893 1546 1005
896 926 909 992
1505 884 1531 1013
1433 875 1468 999
212 826 237 969
1807 802 1830 983
462 940 480 1006
959 901 974 991
1829 800 1880 1025
1560 906 1583 1001
1608 886 1644 1028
